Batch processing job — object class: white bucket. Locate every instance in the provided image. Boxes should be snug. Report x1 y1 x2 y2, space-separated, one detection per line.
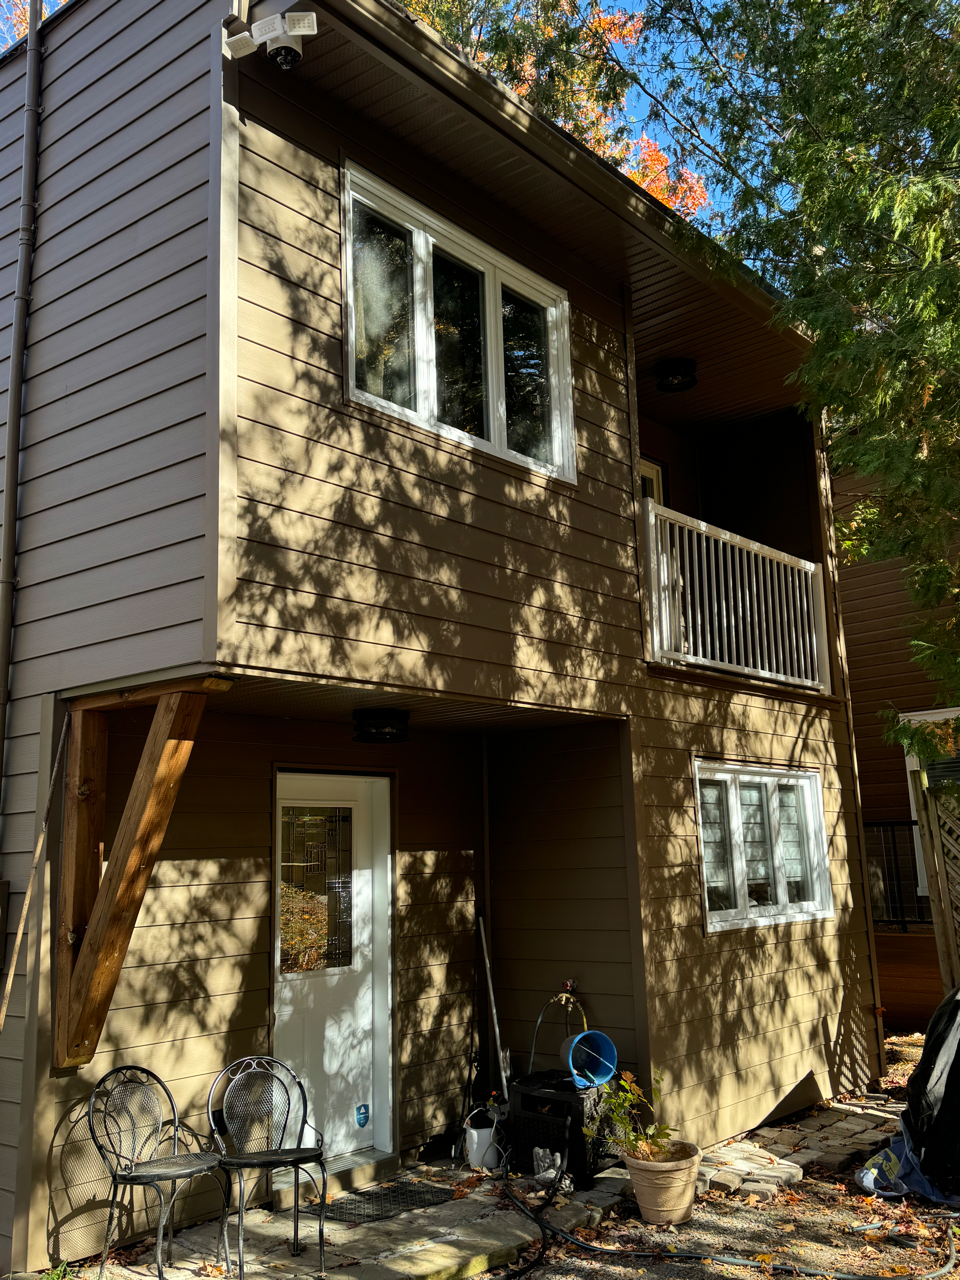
465 1114 499 1170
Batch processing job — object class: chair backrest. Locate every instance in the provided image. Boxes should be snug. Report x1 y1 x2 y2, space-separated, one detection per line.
208 1057 308 1155
88 1066 179 1176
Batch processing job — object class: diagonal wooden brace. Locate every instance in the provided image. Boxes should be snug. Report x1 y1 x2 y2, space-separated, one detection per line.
60 691 206 1068
55 709 108 1067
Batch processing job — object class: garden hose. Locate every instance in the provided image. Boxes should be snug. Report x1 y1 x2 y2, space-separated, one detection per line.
494 1144 959 1280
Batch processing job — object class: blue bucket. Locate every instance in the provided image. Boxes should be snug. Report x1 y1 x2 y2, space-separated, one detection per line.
560 1030 617 1088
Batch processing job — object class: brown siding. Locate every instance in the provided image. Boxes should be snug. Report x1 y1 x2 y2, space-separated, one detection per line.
632 679 880 1144
397 848 476 1151
42 709 483 1264
488 722 638 1069
228 92 641 714
833 473 943 822
0 0 217 1245
0 47 27 1253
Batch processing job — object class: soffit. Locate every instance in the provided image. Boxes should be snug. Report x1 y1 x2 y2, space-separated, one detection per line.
249 0 807 426
205 675 610 730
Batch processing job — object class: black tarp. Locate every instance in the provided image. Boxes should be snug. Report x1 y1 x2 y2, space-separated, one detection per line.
903 985 960 1195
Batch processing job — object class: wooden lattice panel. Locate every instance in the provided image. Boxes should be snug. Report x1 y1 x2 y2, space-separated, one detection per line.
935 796 960 947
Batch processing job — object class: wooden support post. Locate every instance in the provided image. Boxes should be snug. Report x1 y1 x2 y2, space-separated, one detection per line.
62 692 206 1068
55 710 107 1068
910 769 960 993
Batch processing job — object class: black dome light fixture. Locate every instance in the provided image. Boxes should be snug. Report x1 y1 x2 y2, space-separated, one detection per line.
352 707 410 744
654 357 698 393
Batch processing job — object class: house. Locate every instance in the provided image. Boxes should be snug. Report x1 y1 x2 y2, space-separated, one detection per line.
0 0 884 1269
833 474 953 1029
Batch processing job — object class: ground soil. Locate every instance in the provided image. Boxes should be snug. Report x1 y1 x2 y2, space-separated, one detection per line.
485 1035 957 1280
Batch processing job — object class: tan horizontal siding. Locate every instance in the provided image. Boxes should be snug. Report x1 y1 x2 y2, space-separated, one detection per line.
229 115 641 706
488 721 634 1072
396 847 476 1150
625 687 879 1147
45 708 483 1261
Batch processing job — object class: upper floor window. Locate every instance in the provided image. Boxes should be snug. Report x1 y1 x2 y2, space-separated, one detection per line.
694 761 834 932
344 165 577 481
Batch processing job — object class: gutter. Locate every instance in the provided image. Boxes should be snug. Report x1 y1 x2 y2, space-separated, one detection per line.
0 0 44 790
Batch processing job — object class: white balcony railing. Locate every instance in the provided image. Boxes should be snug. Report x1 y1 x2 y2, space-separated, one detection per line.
645 500 830 691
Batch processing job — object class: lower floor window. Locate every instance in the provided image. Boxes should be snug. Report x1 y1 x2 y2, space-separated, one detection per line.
694 762 834 931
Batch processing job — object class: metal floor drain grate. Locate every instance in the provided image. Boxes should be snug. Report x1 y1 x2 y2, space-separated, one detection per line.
310 1181 455 1225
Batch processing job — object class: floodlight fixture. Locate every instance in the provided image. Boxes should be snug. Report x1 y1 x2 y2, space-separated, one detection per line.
225 9 318 69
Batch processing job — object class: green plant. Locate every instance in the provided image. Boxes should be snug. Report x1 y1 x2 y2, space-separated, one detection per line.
39 1263 74 1280
583 1069 676 1159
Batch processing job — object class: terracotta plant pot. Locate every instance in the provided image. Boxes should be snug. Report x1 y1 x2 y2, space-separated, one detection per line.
621 1141 702 1224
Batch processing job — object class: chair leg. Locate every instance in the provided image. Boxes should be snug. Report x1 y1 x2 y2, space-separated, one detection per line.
152 1186 169 1280
291 1167 300 1257
167 1181 177 1265
319 1164 327 1275
298 1167 327 1275
215 1170 232 1275
99 1183 121 1280
236 1170 247 1280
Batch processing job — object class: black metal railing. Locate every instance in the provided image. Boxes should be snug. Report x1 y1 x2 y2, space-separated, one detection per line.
864 820 931 930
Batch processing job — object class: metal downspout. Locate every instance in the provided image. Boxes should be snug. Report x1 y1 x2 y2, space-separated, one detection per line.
0 0 44 786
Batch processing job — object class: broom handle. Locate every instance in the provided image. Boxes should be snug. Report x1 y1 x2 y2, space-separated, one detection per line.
0 713 70 1035
479 916 509 1098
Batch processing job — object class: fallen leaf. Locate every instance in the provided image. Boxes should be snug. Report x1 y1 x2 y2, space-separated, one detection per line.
745 1194 760 1207
753 1254 773 1264
781 1224 796 1233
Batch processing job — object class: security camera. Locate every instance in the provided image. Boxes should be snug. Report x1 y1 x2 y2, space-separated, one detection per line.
225 9 318 69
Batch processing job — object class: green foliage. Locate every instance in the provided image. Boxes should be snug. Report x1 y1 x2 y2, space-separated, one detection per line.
39 1264 74 1280
608 0 960 732
583 1068 676 1158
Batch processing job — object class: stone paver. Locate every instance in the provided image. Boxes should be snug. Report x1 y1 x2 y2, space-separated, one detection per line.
697 1089 904 1200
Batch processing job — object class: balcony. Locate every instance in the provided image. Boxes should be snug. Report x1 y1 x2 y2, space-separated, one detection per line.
644 500 830 691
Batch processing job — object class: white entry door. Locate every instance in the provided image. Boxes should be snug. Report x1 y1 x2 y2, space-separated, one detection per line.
274 773 392 1160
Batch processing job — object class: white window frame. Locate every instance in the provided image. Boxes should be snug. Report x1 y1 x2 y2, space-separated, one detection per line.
693 760 834 933
343 163 577 483
638 456 663 503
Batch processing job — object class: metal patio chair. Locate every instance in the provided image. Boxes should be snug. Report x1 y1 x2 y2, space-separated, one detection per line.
88 1065 231 1280
207 1056 327 1280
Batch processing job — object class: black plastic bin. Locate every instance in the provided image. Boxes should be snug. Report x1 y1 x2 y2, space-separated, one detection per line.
507 1069 603 1189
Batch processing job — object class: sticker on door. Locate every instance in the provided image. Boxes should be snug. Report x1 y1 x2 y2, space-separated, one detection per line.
356 1104 370 1128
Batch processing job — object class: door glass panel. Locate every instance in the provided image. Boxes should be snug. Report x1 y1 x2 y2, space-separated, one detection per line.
779 784 812 902
501 286 552 464
433 249 488 437
739 782 775 907
279 806 353 972
352 204 416 410
698 780 736 911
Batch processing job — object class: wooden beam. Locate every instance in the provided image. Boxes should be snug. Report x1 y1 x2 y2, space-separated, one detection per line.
70 676 233 713
63 692 207 1067
55 710 108 1069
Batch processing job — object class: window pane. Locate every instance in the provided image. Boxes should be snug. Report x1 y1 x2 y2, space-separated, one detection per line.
353 204 415 411
502 287 552 464
779 784 812 902
699 780 737 912
279 806 353 971
739 782 775 907
433 250 488 437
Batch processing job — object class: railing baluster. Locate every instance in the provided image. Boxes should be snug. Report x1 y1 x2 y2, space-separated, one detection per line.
795 567 810 681
643 502 827 689
742 540 747 670
683 525 694 657
785 563 798 678
701 524 706 655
